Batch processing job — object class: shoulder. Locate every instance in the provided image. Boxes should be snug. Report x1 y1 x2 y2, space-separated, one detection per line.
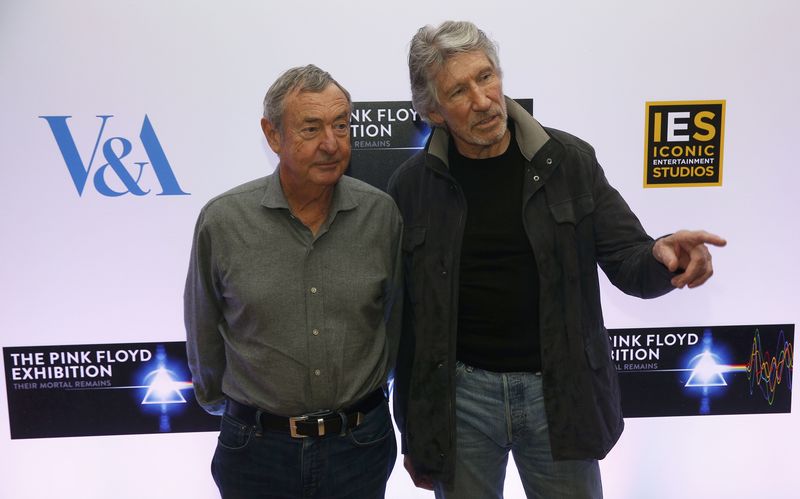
388 150 426 184
340 175 400 218
198 176 268 224
544 127 597 159
340 175 395 205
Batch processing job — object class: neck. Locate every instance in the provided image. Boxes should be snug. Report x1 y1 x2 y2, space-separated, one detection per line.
279 174 335 235
455 127 512 159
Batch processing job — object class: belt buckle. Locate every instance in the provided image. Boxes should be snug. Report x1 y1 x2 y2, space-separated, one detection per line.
290 410 336 438
289 415 308 438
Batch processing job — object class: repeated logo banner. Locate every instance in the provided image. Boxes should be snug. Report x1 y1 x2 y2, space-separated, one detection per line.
611 324 793 418
40 115 190 197
346 99 533 191
643 100 725 188
4 341 218 439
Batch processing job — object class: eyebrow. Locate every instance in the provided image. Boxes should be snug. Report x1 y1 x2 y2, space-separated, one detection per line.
443 65 495 94
300 111 349 124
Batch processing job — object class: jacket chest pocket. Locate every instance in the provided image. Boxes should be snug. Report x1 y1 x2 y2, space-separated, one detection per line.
549 193 595 257
548 193 595 226
547 193 596 287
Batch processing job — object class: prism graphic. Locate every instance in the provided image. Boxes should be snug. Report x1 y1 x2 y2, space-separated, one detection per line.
685 351 727 387
138 345 194 432
141 367 187 404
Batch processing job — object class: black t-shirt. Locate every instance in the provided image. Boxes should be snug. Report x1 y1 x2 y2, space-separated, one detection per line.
449 126 541 372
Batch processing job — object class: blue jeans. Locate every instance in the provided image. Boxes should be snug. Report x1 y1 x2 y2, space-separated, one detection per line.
211 400 396 499
434 362 602 499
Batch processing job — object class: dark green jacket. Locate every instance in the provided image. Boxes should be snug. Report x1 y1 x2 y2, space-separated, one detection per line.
387 97 675 485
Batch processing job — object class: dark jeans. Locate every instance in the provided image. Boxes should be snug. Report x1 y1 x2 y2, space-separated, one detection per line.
211 400 396 499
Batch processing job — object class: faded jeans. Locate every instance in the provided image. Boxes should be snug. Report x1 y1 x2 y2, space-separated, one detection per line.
434 362 602 499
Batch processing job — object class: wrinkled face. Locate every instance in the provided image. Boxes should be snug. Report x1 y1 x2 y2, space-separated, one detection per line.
262 84 351 191
429 50 508 159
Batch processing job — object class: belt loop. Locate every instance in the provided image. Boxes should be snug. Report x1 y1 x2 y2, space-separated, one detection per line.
337 411 348 436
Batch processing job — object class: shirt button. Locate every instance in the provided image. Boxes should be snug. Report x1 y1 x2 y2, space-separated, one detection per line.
312 329 320 336
546 158 553 165
533 175 540 181
314 369 321 376
310 287 318 294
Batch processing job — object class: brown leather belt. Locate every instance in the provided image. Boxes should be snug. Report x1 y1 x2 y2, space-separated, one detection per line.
225 388 385 438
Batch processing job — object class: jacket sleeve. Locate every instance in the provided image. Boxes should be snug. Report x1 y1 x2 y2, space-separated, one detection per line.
184 208 227 415
591 159 675 299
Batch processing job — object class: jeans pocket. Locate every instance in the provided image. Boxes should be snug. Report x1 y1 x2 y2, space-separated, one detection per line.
455 360 473 380
347 402 394 447
216 413 255 451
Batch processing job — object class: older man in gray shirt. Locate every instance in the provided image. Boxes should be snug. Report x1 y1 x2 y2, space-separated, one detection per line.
184 65 402 499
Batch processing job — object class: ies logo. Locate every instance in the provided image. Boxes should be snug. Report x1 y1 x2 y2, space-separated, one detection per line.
40 115 189 197
643 100 725 188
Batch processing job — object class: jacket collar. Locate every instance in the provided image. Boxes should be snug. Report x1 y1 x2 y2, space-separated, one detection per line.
426 96 551 167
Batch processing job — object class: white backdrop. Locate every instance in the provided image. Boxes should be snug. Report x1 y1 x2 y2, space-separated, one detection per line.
1 1 798 497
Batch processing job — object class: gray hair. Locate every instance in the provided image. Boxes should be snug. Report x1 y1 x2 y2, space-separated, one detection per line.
262 64 352 131
408 21 502 124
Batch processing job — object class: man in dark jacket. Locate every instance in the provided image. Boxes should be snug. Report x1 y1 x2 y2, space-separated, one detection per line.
387 21 726 499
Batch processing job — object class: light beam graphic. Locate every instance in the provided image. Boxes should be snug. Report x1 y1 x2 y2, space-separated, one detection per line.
682 330 743 414
139 345 194 431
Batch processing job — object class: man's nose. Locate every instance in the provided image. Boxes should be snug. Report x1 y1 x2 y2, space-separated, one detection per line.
319 127 339 154
470 87 492 111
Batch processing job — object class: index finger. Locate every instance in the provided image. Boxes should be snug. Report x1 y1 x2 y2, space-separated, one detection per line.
682 230 727 248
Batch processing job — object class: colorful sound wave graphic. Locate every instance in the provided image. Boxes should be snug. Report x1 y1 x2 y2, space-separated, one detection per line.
682 328 794 414
745 328 793 405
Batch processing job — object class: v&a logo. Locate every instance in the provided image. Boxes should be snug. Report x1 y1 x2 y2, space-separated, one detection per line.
39 114 190 197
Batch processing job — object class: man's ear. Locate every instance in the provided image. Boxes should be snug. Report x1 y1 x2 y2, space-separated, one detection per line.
261 117 281 154
428 109 446 127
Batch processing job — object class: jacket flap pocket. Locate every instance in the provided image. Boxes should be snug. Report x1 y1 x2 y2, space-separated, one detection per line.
549 194 595 224
402 226 426 251
584 331 612 370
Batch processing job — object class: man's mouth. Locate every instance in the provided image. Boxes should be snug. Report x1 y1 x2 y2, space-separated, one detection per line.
473 114 500 128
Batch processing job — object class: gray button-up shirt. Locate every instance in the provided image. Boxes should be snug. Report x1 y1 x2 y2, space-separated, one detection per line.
184 171 403 416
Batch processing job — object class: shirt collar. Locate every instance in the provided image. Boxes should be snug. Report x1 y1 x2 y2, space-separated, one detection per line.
260 168 359 215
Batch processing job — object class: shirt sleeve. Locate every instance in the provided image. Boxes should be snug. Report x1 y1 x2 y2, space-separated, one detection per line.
184 207 227 415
